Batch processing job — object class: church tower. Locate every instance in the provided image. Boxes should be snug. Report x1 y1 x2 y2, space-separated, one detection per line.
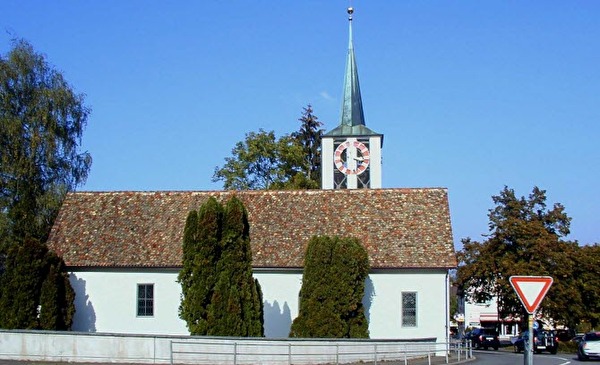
322 7 383 190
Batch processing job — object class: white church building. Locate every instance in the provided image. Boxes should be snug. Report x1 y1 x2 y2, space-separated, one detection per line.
46 8 457 342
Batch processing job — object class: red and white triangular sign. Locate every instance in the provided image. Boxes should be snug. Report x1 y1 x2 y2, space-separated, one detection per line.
509 276 553 314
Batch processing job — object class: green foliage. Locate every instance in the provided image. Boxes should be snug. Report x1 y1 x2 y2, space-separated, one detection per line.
212 130 288 190
178 197 223 335
222 195 249 239
0 238 74 330
212 105 323 190
208 196 262 336
291 105 324 184
448 271 459 322
457 186 595 330
38 252 75 330
449 295 458 322
575 244 600 328
178 197 263 337
0 39 91 242
252 278 264 336
290 236 370 338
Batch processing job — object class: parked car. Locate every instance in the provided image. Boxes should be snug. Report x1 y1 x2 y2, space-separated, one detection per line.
578 331 600 361
465 328 500 350
513 329 558 354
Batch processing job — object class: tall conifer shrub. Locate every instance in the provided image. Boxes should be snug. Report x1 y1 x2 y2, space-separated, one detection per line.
178 196 263 336
290 236 370 338
0 238 74 330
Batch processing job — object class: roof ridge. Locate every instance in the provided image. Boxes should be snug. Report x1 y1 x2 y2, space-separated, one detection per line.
71 187 448 195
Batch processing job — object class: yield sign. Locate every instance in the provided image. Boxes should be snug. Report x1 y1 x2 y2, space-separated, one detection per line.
510 276 553 314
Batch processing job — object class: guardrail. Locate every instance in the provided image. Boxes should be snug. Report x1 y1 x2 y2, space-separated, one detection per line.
169 339 473 365
0 330 474 365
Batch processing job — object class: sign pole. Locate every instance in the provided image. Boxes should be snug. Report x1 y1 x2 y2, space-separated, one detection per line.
525 314 533 365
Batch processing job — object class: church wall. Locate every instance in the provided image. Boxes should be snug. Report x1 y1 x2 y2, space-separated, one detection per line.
367 270 449 341
67 269 304 337
253 270 302 338
67 268 448 341
69 270 189 335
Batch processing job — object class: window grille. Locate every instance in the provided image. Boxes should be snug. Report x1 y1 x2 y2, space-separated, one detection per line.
137 284 154 317
402 292 417 327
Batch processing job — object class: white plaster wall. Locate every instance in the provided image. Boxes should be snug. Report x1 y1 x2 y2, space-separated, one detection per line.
367 270 448 342
69 270 303 337
253 271 302 338
69 270 188 335
368 135 382 188
69 269 448 342
321 138 334 189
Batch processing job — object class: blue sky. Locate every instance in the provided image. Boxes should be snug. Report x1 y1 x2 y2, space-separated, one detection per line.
2 1 599 247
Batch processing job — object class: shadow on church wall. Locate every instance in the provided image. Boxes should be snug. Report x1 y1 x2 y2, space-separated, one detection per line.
263 300 291 338
70 274 96 332
363 276 374 323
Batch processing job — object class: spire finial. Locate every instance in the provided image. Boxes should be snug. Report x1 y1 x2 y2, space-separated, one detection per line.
347 7 354 21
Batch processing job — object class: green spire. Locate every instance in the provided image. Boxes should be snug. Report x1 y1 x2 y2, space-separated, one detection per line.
340 8 365 128
325 7 380 138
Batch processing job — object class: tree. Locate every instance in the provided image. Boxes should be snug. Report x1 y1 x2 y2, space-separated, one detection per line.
212 105 323 190
457 186 582 330
178 197 223 335
208 196 263 336
38 251 76 330
291 104 324 185
0 39 91 244
212 130 302 190
448 271 459 323
178 196 263 337
574 244 600 329
0 237 74 330
290 236 370 338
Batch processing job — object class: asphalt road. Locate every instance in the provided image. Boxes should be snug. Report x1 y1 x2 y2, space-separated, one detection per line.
472 349 588 365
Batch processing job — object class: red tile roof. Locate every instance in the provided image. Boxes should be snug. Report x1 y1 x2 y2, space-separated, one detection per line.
46 189 457 269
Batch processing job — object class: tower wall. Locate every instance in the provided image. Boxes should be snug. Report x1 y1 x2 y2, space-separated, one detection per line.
321 138 334 189
369 135 382 188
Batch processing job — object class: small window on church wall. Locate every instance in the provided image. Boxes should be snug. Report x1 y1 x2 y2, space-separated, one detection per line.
402 292 417 327
137 284 154 317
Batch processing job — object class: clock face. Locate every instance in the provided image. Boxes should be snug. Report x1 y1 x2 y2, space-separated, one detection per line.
334 140 370 175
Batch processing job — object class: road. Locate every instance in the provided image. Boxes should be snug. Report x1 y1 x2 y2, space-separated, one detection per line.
472 349 589 365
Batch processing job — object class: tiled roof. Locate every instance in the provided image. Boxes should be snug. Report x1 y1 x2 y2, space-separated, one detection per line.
46 189 457 269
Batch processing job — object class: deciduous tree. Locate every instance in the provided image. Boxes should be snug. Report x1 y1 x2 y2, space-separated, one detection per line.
213 130 287 190
457 186 582 329
0 39 81 331
212 105 323 190
0 39 91 243
574 244 600 329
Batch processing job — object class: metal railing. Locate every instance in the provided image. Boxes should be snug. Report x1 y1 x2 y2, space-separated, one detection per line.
169 339 473 365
